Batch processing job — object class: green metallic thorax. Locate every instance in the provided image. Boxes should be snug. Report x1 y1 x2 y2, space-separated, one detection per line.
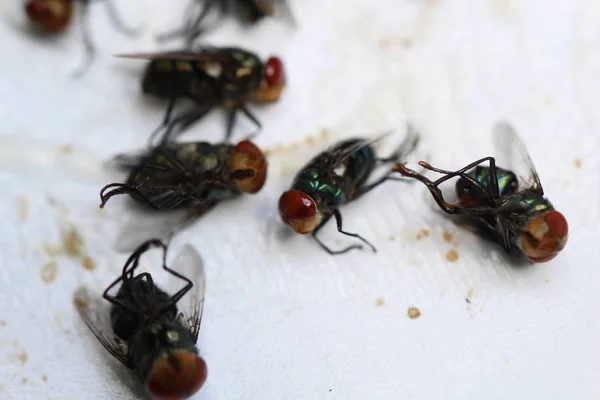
292 168 346 206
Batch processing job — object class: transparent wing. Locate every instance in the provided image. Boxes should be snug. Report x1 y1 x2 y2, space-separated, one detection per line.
168 244 206 344
113 204 217 253
73 286 132 368
493 121 543 193
322 131 393 170
115 48 219 61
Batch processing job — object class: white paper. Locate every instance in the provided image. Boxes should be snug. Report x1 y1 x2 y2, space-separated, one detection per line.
1 0 599 399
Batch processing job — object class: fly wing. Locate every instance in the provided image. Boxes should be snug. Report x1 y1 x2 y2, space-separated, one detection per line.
168 244 206 344
493 121 543 193
113 203 218 253
115 48 221 61
316 131 393 171
73 286 132 368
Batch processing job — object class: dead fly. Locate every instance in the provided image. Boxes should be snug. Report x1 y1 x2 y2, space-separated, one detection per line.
73 239 207 399
24 0 140 77
157 0 295 46
98 140 267 247
278 127 420 255
118 46 285 146
394 122 568 263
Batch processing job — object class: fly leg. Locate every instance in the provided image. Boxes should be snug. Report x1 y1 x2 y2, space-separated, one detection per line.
69 2 95 79
103 239 165 311
239 105 262 141
159 243 193 307
104 0 142 36
312 210 376 255
156 104 213 146
147 97 179 146
225 104 262 142
99 182 191 210
225 105 239 142
393 157 500 214
156 0 212 43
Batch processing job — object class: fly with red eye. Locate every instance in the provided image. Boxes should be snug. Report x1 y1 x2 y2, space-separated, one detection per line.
24 0 140 78
155 0 296 47
117 46 286 147
98 139 267 249
73 239 208 399
279 127 420 255
393 121 568 264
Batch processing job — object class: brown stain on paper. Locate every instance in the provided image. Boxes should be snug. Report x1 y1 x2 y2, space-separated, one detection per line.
445 249 459 262
41 261 57 283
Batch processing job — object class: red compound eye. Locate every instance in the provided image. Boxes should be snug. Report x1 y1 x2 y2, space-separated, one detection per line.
545 210 568 238
146 352 207 400
25 1 48 20
235 140 262 158
521 210 568 264
25 0 72 33
264 56 285 87
278 190 321 234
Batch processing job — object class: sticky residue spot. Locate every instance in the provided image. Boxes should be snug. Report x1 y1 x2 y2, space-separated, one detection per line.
63 226 85 258
416 229 429 240
379 37 414 50
41 261 57 283
389 235 395 241
374 298 385 307
81 256 96 271
442 231 453 243
60 144 73 154
263 129 329 157
21 377 28 384
445 249 459 262
407 307 421 319
43 243 62 257
0 320 6 327
17 197 28 222
74 288 90 311
42 375 48 382
573 158 582 168
16 351 28 366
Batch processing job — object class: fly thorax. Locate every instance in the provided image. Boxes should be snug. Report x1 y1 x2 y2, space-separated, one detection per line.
501 192 550 218
294 170 346 207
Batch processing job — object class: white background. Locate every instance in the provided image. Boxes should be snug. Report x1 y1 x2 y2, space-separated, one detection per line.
0 0 599 399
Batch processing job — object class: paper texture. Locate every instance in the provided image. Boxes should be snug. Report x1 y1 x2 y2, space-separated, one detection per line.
0 0 598 399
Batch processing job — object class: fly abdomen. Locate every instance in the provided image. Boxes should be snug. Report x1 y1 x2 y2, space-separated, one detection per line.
457 165 518 208
142 59 199 97
344 144 376 189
